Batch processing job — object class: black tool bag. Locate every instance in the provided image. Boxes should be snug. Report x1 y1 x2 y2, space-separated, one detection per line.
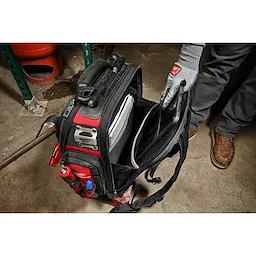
46 54 191 213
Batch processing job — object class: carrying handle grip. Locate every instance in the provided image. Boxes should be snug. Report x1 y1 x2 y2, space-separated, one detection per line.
78 58 109 86
76 55 126 104
77 54 125 86
76 58 109 103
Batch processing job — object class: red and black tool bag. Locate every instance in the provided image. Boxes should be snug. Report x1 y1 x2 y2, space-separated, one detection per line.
47 54 191 213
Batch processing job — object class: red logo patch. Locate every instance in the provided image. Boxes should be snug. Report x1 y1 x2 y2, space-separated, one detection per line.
170 64 181 76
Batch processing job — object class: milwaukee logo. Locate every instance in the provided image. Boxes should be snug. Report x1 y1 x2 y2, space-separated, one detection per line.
170 64 181 76
73 171 90 179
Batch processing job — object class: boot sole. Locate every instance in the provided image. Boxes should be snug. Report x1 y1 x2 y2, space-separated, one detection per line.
210 129 229 169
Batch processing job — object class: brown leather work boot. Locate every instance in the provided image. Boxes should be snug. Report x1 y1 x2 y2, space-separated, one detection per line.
188 130 198 141
211 130 234 169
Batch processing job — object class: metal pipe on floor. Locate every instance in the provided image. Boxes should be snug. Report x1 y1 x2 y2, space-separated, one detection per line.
0 126 56 171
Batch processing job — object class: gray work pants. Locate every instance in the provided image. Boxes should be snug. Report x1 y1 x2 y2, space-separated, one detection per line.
189 44 256 138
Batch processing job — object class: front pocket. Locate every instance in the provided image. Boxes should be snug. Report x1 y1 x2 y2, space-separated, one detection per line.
61 150 106 195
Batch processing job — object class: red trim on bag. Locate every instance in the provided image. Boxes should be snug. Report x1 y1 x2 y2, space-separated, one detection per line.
73 109 101 127
66 144 102 158
49 142 62 166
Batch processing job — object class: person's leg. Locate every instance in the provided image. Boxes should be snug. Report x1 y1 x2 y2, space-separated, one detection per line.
211 64 256 168
216 65 256 137
189 44 254 132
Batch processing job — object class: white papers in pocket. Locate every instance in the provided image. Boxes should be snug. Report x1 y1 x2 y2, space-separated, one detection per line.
108 94 134 152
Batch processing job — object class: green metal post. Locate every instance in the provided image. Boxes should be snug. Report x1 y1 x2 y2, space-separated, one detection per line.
0 44 33 101
82 43 93 68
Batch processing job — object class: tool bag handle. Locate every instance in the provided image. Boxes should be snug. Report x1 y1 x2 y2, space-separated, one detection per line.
77 54 125 86
76 55 125 104
78 58 109 86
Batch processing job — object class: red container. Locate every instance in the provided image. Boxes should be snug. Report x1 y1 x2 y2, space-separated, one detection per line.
20 51 63 83
11 43 57 59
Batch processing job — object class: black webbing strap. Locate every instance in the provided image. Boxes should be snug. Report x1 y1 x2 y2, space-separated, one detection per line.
36 115 59 138
60 103 80 153
109 133 188 213
145 162 162 184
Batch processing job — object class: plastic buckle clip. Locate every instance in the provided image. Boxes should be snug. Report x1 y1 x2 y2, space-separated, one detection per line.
152 177 162 185
76 84 95 103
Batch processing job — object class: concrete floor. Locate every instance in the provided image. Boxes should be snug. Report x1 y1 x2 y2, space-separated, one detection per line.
0 44 255 213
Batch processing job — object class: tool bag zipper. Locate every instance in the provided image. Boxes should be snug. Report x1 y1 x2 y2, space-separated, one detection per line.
99 64 141 196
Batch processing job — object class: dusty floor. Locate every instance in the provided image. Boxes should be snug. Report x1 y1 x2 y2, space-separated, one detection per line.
0 44 255 213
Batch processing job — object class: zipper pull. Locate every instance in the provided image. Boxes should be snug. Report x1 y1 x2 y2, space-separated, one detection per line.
63 99 75 118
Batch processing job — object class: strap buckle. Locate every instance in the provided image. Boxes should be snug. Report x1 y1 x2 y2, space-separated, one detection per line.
145 168 162 185
152 177 162 185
